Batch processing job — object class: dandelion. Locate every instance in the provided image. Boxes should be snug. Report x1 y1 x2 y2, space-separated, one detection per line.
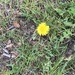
36 22 49 36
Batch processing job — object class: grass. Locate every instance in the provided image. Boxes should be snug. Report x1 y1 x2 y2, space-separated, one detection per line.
0 0 75 75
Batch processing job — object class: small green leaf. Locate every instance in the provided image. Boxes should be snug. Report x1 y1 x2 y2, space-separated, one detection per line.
64 21 75 28
55 8 65 15
68 6 75 16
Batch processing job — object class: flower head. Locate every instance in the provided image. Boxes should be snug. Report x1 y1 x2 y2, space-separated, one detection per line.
36 22 49 36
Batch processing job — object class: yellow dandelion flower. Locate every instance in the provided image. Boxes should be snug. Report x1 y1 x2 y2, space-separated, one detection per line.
36 22 49 36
